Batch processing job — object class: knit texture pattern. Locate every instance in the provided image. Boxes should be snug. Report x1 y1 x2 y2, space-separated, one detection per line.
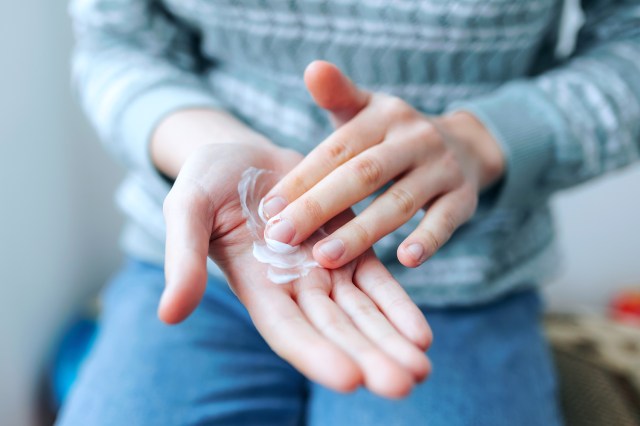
70 0 640 305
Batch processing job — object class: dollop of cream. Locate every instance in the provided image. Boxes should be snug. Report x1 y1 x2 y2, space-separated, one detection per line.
238 167 325 284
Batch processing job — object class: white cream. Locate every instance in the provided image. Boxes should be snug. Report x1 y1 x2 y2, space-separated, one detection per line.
264 238 299 255
238 167 324 284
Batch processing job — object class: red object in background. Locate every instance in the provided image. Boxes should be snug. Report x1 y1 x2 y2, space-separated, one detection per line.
610 289 640 327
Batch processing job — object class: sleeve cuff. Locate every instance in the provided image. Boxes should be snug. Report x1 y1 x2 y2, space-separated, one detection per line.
116 83 223 180
448 82 566 210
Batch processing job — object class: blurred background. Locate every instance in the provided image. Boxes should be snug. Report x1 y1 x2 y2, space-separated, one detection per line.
1 1 639 425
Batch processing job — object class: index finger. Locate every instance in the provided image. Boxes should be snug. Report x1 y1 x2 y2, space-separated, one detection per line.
260 97 391 219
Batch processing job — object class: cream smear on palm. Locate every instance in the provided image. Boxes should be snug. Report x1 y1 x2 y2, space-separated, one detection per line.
238 167 325 284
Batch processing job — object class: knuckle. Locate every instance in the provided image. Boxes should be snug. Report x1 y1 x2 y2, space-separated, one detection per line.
162 188 192 217
331 281 355 300
353 302 380 319
388 187 416 216
347 156 384 188
422 229 441 255
439 210 458 236
409 123 445 162
365 271 393 298
464 192 479 218
405 122 437 162
441 152 464 180
412 121 438 142
440 150 459 169
350 219 373 247
162 192 177 216
388 295 414 312
163 188 212 232
319 316 350 337
383 96 413 120
425 129 447 153
302 196 325 223
290 174 311 195
320 139 353 165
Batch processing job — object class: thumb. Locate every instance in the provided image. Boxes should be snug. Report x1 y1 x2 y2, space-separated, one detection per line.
158 179 211 324
304 60 371 127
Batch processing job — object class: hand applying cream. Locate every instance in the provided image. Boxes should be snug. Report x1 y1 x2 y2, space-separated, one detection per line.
238 167 327 284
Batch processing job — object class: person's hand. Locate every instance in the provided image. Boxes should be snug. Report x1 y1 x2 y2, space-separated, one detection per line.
158 143 432 398
262 61 505 269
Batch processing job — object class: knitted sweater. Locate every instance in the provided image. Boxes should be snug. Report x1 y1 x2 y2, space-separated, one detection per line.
70 0 640 306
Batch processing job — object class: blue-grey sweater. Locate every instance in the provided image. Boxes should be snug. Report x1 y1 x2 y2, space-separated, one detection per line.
70 0 640 306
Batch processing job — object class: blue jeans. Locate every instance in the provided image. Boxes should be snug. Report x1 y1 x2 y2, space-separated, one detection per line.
57 259 562 425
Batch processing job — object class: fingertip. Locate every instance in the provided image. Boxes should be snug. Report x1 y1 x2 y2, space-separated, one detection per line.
303 60 365 114
303 60 335 109
399 353 431 386
397 253 420 269
304 59 332 75
303 60 338 91
157 284 201 325
157 260 208 325
313 239 349 269
158 307 181 325
398 254 419 268
396 344 432 382
297 343 363 393
418 327 433 353
399 308 432 352
397 244 428 268
264 216 296 245
417 356 433 383
387 292 432 352
366 363 415 399
157 288 179 324
327 365 363 394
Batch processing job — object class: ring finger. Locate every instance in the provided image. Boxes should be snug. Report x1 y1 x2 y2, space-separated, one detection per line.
296 283 415 398
312 163 454 268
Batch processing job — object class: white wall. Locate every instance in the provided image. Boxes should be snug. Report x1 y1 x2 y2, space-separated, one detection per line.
546 166 640 312
0 2 123 425
0 1 639 425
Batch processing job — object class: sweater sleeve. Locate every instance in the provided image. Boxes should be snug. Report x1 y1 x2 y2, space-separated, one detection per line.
450 0 640 210
70 0 223 178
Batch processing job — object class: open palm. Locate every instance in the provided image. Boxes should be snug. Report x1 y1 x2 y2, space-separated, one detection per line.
159 143 431 398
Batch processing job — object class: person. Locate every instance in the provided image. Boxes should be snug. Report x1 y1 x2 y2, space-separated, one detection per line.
59 1 640 425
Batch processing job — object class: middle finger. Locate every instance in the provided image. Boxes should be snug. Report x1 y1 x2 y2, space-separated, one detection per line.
264 140 417 248
312 162 454 267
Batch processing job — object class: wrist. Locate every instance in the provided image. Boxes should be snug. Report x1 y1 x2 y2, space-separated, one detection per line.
437 111 505 190
151 108 274 178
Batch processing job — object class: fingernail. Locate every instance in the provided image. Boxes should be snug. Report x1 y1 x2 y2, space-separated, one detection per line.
407 243 424 263
318 239 345 261
262 196 287 219
265 217 295 244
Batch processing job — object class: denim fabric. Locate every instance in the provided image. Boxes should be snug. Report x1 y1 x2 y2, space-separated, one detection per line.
57 259 562 426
